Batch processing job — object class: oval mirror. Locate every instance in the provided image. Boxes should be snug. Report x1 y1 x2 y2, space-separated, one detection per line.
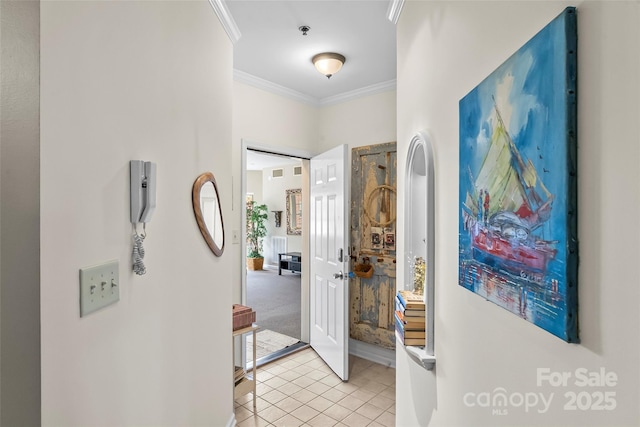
192 172 225 256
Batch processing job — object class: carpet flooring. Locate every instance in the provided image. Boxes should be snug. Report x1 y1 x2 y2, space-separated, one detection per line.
246 267 301 340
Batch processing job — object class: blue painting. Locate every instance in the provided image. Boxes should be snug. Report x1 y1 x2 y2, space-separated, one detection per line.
458 8 578 342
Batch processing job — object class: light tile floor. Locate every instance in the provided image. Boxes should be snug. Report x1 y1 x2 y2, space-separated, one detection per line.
235 348 396 427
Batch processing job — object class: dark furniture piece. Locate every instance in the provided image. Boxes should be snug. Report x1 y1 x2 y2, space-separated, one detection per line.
279 252 301 275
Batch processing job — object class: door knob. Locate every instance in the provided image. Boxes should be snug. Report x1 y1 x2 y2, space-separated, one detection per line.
333 271 344 280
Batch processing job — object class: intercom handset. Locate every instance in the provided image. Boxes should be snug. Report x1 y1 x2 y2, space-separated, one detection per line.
130 160 157 275
130 160 157 224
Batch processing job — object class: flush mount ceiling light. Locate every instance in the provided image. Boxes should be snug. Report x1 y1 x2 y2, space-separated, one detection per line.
312 52 346 79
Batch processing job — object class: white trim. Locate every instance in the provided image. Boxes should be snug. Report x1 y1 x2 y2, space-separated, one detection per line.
349 338 396 368
208 0 241 44
234 70 319 106
319 80 396 107
226 412 236 427
387 0 405 25
234 70 397 107
403 130 436 371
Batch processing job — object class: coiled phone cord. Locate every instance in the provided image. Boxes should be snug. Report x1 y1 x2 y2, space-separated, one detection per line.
132 224 146 275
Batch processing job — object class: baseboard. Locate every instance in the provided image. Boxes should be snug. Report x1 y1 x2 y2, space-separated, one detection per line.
349 338 396 368
226 412 236 427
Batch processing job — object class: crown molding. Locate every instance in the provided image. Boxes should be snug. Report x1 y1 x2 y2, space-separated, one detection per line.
387 0 405 25
234 70 397 108
208 0 241 44
319 80 397 107
234 70 320 106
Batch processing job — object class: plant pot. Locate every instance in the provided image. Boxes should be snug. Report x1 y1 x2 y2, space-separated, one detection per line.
246 257 264 271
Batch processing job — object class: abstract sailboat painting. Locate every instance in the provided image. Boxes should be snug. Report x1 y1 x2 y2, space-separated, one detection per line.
458 8 578 342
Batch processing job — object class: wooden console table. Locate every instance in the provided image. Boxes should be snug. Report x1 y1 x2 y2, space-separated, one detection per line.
278 252 301 275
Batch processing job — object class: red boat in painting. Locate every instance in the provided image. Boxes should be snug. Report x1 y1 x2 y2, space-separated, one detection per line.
470 216 556 274
462 100 557 277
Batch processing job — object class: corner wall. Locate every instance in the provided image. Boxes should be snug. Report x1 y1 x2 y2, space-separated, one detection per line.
396 2 640 426
0 1 41 424
318 90 397 152
40 2 234 424
232 82 318 304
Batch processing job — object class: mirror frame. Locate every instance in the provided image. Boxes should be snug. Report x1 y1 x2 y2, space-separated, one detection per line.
286 188 302 236
192 172 225 256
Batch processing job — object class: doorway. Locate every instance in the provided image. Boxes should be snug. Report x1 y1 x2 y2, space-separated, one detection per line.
241 141 312 366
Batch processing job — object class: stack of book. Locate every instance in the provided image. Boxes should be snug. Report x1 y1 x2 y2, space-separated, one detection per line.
233 304 256 331
395 289 426 346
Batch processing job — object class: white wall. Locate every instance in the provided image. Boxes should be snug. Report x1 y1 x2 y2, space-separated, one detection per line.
233 81 319 153
246 170 263 203
319 90 397 152
40 2 234 425
396 2 640 426
262 164 303 264
0 1 41 424
232 82 318 303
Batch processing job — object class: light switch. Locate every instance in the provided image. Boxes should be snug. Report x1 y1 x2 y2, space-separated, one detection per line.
79 260 119 317
232 230 240 244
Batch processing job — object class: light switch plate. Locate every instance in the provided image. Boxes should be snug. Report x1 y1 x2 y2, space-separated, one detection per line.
79 260 119 317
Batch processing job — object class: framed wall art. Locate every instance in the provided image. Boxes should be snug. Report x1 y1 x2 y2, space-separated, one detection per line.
286 188 302 235
458 7 578 342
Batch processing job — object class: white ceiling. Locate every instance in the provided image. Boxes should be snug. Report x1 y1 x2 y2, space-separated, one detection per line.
225 0 397 104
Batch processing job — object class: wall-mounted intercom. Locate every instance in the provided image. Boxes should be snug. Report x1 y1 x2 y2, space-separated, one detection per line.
130 160 157 275
130 160 157 224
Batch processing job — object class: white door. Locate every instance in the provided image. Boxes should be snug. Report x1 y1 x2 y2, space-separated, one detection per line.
309 145 349 381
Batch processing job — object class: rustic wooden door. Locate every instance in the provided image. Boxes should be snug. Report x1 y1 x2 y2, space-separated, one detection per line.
349 142 397 349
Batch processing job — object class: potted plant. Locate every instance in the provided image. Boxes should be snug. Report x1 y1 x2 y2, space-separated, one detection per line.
246 201 268 270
